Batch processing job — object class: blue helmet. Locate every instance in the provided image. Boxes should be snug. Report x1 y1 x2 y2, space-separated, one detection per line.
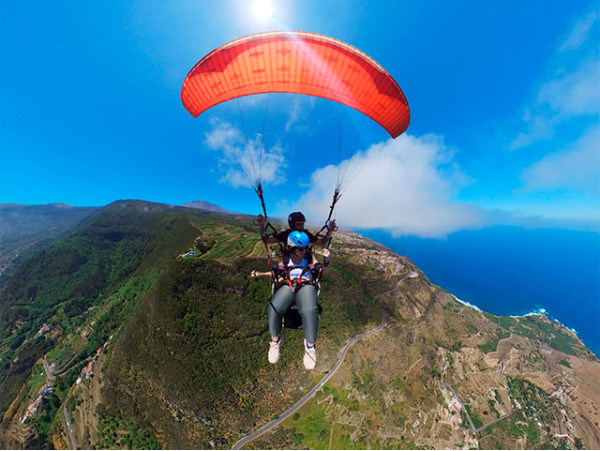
287 231 310 248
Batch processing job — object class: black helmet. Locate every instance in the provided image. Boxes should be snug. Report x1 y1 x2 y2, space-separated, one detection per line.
288 211 306 229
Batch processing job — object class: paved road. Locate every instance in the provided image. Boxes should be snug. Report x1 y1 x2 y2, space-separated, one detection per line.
442 382 513 435
43 354 80 380
63 405 78 449
232 312 387 450
43 357 56 383
42 357 77 448
442 383 477 432
232 272 417 450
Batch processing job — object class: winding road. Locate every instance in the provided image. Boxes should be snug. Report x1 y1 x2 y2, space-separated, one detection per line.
43 357 79 449
42 357 56 382
232 270 418 450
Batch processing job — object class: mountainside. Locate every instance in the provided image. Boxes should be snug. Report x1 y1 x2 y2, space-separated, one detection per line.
182 200 240 216
0 200 598 450
0 203 99 281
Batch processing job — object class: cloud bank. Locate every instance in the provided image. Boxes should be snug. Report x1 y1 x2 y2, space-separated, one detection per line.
293 134 483 238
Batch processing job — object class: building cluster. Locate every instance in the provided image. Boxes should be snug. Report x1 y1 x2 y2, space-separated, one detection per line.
333 232 406 276
440 385 466 431
35 324 51 338
76 341 109 385
178 248 198 259
34 323 62 338
346 247 405 276
551 383 575 405
20 385 53 424
435 387 480 449
20 340 110 424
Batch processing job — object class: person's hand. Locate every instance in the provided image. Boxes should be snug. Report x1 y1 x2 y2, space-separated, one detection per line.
322 249 330 259
250 270 257 278
328 220 337 233
257 214 265 228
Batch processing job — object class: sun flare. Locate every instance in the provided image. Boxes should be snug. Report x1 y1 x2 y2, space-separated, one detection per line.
252 0 273 21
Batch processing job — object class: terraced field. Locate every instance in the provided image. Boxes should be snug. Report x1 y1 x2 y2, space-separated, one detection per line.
200 226 266 261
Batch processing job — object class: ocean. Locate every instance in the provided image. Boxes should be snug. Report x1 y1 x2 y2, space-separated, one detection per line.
360 226 600 357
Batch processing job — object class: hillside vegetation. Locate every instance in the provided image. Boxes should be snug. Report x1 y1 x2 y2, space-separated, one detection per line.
0 203 98 282
0 200 598 450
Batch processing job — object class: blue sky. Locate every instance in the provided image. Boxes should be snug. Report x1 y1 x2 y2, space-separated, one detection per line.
1 0 598 237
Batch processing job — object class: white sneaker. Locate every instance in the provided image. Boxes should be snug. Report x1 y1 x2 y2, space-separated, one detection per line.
268 336 282 364
303 339 317 370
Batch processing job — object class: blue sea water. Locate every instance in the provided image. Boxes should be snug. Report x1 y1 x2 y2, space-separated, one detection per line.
360 226 600 357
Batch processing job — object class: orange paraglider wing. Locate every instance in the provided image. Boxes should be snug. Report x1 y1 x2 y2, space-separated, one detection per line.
181 31 410 138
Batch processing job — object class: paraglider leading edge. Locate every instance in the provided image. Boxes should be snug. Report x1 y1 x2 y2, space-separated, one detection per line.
180 30 410 138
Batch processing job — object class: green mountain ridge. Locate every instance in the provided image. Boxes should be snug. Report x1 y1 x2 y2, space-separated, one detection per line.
0 203 99 283
0 200 598 449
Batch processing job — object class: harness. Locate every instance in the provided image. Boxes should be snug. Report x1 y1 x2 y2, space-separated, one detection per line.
270 251 322 293
284 252 313 291
268 251 325 330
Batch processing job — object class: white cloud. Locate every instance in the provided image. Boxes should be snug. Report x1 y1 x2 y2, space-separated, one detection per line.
559 8 598 52
204 119 287 188
537 56 599 117
510 8 599 150
510 53 599 149
204 120 242 151
285 100 302 133
521 127 600 193
284 97 316 133
292 134 483 238
510 114 560 150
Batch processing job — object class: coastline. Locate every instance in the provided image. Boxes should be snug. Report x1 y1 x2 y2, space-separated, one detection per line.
359 227 599 359
450 294 481 312
450 294 594 355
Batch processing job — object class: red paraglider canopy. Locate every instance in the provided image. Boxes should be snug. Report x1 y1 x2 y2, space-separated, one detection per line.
181 31 410 138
